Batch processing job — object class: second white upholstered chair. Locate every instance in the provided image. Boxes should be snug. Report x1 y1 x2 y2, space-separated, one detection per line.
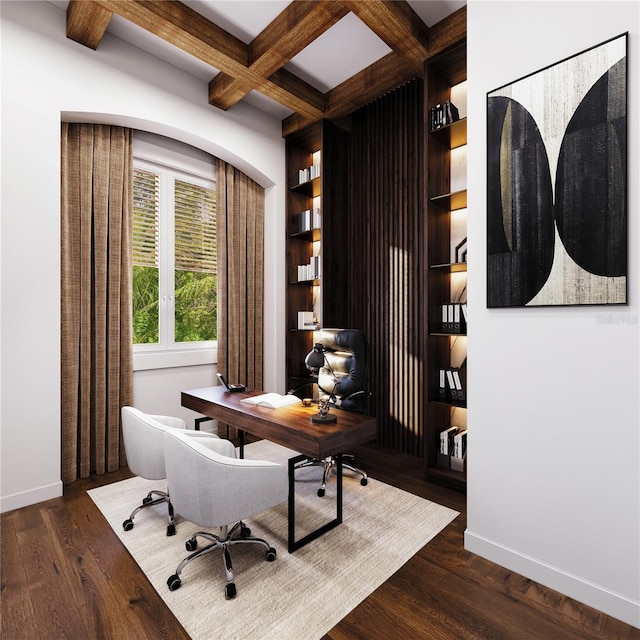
163 428 288 599
121 406 232 536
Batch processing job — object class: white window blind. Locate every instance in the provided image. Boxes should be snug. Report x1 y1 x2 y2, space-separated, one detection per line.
174 179 216 274
133 168 159 269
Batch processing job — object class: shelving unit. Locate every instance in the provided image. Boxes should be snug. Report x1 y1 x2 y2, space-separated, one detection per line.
284 120 348 394
424 41 468 489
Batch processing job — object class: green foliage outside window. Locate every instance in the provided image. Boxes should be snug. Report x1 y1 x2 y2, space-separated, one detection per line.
174 270 217 341
133 265 159 344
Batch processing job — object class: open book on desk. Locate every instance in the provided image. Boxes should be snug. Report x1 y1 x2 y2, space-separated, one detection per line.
240 393 301 409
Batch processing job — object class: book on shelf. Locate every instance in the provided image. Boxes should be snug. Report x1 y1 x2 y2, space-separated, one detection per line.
294 208 321 233
297 255 321 281
450 430 467 473
430 100 460 132
451 369 465 402
297 311 313 330
440 303 467 333
241 393 300 409
438 368 449 400
297 163 321 185
440 426 458 455
452 430 467 459
437 366 466 403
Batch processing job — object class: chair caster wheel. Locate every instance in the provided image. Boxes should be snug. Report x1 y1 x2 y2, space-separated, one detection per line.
166 524 176 536
361 478 368 486
142 496 153 505
167 574 181 591
225 582 237 599
317 488 325 497
240 525 252 538
266 547 277 562
123 519 134 531
185 538 198 552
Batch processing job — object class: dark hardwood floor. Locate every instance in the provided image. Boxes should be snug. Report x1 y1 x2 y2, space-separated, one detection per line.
2 442 638 640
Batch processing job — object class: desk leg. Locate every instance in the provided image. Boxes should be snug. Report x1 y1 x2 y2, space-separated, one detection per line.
238 430 244 458
288 453 343 553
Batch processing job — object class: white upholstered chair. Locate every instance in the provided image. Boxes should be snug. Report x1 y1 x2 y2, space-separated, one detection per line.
121 406 231 536
163 429 288 599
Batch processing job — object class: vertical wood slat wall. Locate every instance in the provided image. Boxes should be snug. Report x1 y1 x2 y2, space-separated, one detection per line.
346 79 425 456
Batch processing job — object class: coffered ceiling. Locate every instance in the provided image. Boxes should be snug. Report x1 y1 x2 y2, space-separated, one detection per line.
60 0 466 135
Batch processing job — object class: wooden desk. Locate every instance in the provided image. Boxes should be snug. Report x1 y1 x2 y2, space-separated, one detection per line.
181 386 377 551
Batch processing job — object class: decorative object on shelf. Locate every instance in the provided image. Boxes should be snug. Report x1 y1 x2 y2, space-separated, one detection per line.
487 32 627 307
454 236 467 264
304 343 337 423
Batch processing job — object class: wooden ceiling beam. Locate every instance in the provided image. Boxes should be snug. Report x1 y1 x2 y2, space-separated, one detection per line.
209 0 348 111
65 0 467 137
324 52 417 119
209 67 326 120
70 0 325 120
66 0 113 50
90 0 249 69
426 5 467 58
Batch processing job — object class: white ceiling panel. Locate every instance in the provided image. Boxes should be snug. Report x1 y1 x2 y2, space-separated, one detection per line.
284 12 392 93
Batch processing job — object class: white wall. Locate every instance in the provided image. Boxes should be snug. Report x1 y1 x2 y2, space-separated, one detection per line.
467 0 639 628
0 1 286 511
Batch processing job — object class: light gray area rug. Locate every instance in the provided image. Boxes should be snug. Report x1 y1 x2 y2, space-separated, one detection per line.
88 440 458 640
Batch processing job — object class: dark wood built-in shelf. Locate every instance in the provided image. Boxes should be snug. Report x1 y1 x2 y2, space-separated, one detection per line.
430 117 467 149
430 262 467 272
289 228 321 242
430 189 467 210
424 39 467 492
285 120 348 395
289 176 321 198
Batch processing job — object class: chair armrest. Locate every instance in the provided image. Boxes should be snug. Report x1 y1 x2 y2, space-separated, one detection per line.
149 414 186 430
183 433 236 459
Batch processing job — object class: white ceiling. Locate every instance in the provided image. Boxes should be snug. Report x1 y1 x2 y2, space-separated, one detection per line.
51 0 466 119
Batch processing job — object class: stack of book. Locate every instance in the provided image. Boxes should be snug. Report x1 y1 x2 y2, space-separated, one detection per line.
437 426 467 471
297 311 319 330
437 425 458 467
297 255 321 282
429 100 460 131
437 366 466 404
293 208 321 233
440 303 467 333
298 163 321 185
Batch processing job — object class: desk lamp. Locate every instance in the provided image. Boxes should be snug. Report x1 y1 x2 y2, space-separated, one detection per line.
304 343 337 424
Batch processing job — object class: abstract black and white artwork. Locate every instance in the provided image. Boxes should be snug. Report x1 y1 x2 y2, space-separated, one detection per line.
487 33 627 307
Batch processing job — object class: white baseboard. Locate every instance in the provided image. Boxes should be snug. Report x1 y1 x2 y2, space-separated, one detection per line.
0 481 63 514
464 530 640 629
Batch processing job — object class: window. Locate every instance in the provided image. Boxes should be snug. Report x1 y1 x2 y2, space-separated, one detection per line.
132 154 217 357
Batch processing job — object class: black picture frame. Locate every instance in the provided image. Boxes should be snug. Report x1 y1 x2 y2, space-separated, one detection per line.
486 33 628 308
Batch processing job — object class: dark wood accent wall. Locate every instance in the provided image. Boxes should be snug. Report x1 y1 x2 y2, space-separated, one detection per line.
345 78 425 456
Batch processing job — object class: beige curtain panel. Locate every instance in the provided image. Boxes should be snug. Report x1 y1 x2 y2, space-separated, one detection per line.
60 123 133 484
216 159 265 439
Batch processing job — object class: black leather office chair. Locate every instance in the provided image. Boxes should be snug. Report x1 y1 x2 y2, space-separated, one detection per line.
297 328 371 496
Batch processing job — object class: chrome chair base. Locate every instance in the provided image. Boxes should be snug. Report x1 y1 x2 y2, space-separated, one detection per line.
296 455 368 497
122 489 176 536
166 522 277 599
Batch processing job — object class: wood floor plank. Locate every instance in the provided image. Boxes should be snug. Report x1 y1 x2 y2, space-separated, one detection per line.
0 511 38 640
64 492 190 640
14 509 93 639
